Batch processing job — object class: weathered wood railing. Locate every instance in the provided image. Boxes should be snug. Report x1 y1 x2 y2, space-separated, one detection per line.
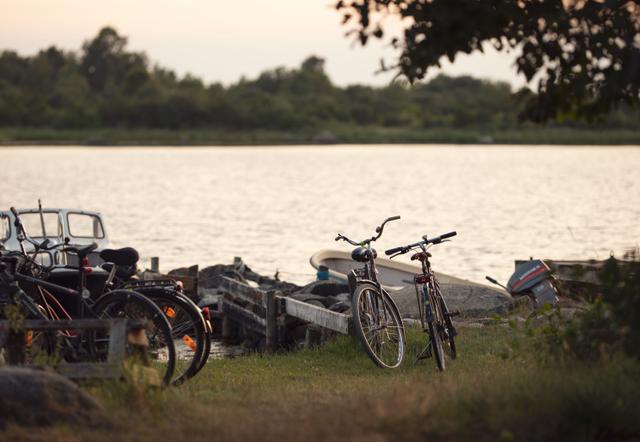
0 318 146 379
218 276 351 351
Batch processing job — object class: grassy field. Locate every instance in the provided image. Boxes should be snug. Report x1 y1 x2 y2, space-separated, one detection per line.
3 325 639 441
1 126 639 146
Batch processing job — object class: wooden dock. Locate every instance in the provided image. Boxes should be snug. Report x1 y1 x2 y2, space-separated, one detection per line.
216 276 352 351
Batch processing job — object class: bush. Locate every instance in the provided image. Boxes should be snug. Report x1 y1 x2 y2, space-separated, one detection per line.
534 251 640 361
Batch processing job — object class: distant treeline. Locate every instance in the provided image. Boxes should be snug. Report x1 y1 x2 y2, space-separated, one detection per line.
1 27 638 132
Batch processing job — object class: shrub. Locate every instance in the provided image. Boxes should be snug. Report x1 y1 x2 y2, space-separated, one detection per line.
533 250 640 361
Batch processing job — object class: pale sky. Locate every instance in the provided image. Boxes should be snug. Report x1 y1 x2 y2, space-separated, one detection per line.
1 0 525 88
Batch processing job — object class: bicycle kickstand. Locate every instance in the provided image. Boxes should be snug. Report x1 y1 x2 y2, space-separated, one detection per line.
415 341 432 363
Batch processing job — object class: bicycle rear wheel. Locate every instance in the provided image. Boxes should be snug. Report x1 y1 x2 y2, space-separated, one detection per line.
91 290 176 387
352 283 405 368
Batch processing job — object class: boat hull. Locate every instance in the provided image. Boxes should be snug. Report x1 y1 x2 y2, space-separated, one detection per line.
310 249 468 290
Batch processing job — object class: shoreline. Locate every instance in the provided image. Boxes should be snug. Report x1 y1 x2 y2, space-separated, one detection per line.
1 127 639 146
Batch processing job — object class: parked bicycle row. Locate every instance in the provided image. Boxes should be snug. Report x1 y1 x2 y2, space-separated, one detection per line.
0 207 212 386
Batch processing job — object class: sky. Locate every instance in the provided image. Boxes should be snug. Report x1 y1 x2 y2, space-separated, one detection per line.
0 0 526 89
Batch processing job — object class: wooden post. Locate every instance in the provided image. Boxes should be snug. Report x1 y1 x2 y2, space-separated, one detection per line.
265 291 277 353
150 257 159 273
304 327 312 349
5 330 25 364
222 316 232 343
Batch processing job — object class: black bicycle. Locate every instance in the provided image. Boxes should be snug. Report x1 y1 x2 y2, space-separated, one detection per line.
335 216 405 368
386 231 458 371
0 207 177 385
101 251 211 385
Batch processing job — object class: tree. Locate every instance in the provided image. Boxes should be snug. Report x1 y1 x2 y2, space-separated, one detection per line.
336 0 640 121
81 27 147 93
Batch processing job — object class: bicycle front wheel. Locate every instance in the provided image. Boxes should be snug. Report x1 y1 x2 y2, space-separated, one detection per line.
436 293 457 360
352 283 405 369
427 290 446 371
92 290 176 387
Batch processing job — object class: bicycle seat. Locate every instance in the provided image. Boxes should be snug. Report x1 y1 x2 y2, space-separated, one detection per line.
411 251 431 261
100 247 139 266
352 247 377 262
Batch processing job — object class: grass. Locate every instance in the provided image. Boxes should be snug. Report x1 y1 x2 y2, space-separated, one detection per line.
3 325 640 441
0 126 639 146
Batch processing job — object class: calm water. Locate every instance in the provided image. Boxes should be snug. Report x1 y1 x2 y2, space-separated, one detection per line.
1 145 639 286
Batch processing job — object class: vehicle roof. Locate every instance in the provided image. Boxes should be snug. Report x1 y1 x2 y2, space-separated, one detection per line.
0 208 103 216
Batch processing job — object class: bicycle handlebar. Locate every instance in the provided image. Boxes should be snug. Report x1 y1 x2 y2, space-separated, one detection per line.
335 215 401 246
385 231 457 256
10 207 24 233
334 234 360 246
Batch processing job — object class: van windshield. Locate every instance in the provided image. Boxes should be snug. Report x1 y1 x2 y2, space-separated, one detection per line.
0 214 9 242
18 212 62 238
67 213 105 239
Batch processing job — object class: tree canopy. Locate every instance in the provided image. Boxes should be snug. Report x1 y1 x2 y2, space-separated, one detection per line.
0 26 637 132
336 0 640 122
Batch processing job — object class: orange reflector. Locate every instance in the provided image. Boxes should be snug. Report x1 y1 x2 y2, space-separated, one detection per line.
26 331 33 347
182 335 197 352
163 306 176 318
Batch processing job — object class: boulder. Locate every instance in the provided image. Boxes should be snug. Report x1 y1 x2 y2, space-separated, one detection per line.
388 281 513 318
294 281 350 297
0 367 106 428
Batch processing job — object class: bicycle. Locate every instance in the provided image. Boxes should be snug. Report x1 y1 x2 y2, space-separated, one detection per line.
385 230 458 371
9 206 209 385
335 216 405 368
0 207 177 385
100 248 211 385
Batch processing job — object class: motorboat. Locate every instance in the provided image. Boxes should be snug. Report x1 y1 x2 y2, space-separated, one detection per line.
309 249 468 290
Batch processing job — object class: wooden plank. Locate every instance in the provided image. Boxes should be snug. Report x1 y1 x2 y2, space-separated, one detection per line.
107 319 127 365
283 297 351 334
221 298 267 334
0 319 146 331
0 319 112 331
219 277 264 305
171 273 199 297
0 318 145 380
264 291 277 352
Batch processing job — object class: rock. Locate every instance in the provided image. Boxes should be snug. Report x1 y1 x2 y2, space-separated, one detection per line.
197 264 238 289
0 367 106 428
306 281 350 297
388 281 513 318
328 301 350 313
334 293 351 304
294 280 346 295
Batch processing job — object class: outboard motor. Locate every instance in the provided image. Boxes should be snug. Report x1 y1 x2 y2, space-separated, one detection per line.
487 259 559 306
